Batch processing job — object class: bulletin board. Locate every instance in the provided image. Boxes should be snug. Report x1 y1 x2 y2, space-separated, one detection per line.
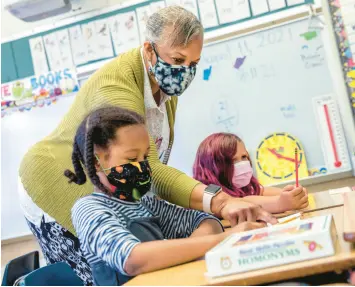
323 0 355 115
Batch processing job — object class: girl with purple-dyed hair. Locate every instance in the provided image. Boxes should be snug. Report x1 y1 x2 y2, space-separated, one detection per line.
193 133 309 213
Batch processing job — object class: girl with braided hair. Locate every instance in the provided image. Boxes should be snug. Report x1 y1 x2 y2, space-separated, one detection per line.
67 106 265 285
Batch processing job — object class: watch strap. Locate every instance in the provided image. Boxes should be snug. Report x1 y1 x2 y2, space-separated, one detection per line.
203 191 214 214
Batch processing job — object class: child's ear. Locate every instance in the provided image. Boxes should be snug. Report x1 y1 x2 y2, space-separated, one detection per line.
95 160 101 172
94 153 102 172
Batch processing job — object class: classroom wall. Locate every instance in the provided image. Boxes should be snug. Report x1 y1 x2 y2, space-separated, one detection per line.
1 0 130 40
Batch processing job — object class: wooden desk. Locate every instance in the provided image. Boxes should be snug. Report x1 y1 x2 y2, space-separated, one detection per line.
125 194 354 286
221 190 345 229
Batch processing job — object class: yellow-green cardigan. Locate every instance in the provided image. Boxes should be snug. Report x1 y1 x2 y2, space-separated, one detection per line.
19 47 199 234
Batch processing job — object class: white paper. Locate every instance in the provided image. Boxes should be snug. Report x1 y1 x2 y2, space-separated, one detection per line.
29 37 49 75
150 1 166 13
339 0 355 5
349 34 355 45
286 0 305 6
109 12 140 55
340 3 355 26
181 0 199 17
329 187 351 195
165 0 182 6
345 23 355 36
234 0 251 21
68 25 88 66
43 33 62 71
215 0 235 24
136 6 152 44
250 0 269 15
82 22 100 62
268 0 286 11
216 0 250 24
94 19 115 59
56 29 74 69
197 0 218 28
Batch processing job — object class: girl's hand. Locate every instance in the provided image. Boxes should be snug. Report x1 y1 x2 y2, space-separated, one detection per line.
278 185 309 211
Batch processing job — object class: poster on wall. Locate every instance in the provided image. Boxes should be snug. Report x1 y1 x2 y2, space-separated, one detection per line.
29 37 49 75
1 68 79 117
109 11 140 55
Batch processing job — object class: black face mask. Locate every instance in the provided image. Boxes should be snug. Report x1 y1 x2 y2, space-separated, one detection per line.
101 160 152 202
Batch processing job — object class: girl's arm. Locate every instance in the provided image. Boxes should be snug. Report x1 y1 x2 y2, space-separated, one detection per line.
261 186 283 196
125 221 264 276
241 195 284 213
242 186 309 213
142 196 224 239
190 219 224 237
72 196 264 278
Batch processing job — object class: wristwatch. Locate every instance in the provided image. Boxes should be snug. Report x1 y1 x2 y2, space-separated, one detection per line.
203 184 222 214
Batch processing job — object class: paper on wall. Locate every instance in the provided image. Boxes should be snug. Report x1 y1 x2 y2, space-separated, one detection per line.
340 2 355 26
69 25 88 66
216 0 250 24
56 29 74 69
136 6 152 44
197 0 218 28
150 1 166 13
165 0 182 6
94 19 115 59
29 36 49 75
181 0 199 17
250 0 269 15
82 22 100 62
268 0 286 11
345 23 355 37
43 32 63 71
109 11 140 55
286 0 305 6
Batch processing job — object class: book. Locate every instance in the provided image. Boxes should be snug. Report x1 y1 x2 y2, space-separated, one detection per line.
205 214 336 278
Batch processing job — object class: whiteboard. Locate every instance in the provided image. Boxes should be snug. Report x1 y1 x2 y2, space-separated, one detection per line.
169 18 352 180
1 96 75 240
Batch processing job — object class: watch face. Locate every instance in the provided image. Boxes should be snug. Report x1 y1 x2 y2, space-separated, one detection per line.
206 184 221 194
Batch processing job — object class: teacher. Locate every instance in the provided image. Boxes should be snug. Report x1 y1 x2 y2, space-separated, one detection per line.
18 6 276 285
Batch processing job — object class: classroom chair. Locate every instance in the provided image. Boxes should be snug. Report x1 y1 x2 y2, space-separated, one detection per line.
20 262 84 286
1 251 40 286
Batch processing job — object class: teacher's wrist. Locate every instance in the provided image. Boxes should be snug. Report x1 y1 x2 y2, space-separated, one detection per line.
190 183 231 217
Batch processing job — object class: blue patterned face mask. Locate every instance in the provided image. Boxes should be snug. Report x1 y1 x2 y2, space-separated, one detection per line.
148 43 197 97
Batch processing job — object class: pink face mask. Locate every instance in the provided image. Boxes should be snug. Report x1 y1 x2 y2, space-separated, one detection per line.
232 161 253 188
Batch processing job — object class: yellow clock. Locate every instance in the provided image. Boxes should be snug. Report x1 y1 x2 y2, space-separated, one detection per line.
255 132 309 185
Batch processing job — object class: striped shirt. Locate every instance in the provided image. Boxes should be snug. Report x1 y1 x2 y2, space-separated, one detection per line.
72 192 221 276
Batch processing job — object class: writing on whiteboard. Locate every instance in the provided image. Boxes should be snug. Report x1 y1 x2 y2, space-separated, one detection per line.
202 45 231 65
256 27 293 48
212 98 238 132
280 104 296 118
300 45 324 69
237 64 276 82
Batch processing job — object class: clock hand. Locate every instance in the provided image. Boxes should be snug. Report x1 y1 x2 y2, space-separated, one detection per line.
278 154 296 163
267 148 282 158
267 148 296 162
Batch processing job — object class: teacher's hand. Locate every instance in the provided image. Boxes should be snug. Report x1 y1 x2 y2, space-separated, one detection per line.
220 198 278 227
